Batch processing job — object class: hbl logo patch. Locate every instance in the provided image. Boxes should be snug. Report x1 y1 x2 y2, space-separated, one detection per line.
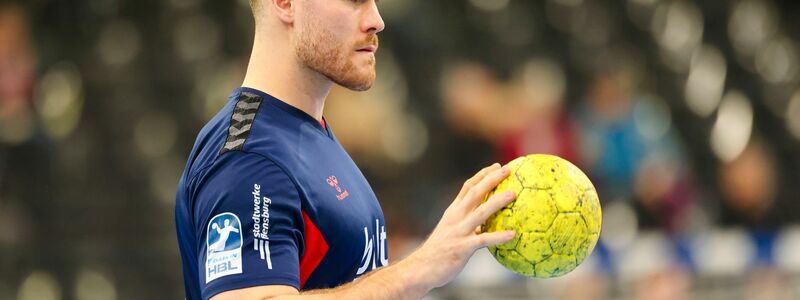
206 212 243 283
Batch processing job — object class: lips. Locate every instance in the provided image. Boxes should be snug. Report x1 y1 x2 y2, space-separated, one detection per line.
356 45 378 53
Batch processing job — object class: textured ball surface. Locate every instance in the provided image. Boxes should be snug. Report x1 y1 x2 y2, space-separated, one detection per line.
482 154 602 278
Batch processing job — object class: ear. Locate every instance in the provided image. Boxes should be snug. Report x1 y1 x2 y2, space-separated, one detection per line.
270 0 294 24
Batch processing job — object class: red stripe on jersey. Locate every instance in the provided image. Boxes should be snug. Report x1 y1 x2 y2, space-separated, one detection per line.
299 210 329 289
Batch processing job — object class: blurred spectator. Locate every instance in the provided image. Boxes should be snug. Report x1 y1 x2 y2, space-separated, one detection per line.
441 59 579 164
716 138 791 300
0 3 59 298
440 61 508 143
0 2 36 144
0 2 39 247
575 57 697 234
718 138 777 229
575 61 644 202
497 58 579 164
0 3 34 112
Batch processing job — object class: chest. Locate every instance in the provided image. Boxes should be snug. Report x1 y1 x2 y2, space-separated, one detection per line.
292 140 384 247
284 126 389 286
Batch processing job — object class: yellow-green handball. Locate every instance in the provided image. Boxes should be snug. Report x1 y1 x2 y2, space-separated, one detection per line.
482 154 602 278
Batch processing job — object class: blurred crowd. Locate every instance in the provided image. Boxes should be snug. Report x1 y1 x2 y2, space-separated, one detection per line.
1 0 800 299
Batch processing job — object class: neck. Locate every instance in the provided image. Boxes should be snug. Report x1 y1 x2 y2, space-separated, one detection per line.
242 31 331 121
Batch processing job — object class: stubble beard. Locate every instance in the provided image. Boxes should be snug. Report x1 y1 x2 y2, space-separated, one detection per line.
295 25 377 91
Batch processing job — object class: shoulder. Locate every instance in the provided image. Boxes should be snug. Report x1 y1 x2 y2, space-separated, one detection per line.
186 88 302 180
192 151 299 198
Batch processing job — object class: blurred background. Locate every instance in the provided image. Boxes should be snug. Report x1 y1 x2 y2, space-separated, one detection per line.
1 0 800 299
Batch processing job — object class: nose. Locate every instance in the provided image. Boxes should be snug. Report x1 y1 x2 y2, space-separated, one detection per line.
362 0 385 34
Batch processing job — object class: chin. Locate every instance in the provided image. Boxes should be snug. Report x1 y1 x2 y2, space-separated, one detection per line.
345 79 374 91
336 69 376 91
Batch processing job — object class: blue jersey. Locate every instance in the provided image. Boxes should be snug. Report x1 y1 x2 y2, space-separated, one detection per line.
175 87 388 300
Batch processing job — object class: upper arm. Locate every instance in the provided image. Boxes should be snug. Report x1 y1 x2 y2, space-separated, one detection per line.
194 152 305 299
210 285 300 300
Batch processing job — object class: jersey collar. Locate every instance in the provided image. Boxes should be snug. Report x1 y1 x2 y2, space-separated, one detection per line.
235 87 332 138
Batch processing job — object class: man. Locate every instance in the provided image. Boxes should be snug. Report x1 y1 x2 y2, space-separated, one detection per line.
175 0 517 299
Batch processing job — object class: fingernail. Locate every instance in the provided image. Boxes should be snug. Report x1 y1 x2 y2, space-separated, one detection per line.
506 231 516 238
505 191 515 198
500 166 509 174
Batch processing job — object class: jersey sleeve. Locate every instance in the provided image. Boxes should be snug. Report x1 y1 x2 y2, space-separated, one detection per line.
191 151 304 299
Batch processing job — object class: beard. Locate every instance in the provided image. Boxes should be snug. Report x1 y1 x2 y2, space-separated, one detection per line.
295 23 378 91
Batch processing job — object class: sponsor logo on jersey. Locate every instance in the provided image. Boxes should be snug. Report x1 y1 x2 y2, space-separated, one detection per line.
251 183 273 269
206 212 243 283
326 175 350 201
356 218 389 276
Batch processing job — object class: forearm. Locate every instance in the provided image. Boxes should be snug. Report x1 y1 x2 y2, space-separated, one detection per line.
276 256 430 300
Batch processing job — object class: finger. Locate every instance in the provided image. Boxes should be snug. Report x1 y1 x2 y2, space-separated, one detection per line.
456 163 500 201
462 190 516 232
472 230 516 249
460 166 511 211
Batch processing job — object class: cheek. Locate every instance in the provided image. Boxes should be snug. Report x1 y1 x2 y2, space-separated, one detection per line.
319 11 358 45
309 22 348 51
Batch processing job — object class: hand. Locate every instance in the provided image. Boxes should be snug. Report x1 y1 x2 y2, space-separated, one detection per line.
404 163 517 289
